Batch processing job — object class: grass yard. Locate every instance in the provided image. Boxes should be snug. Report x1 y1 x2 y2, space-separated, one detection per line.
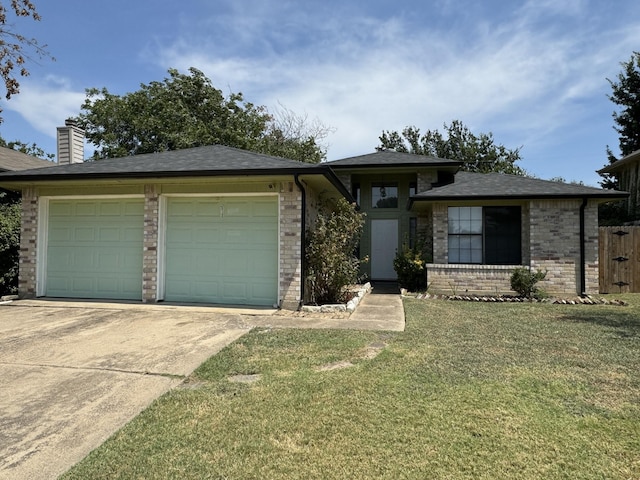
62 296 640 479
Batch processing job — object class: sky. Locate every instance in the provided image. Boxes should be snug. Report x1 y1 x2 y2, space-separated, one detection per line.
1 0 639 187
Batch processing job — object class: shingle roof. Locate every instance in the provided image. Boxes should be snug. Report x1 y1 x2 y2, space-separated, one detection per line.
597 149 640 174
411 172 628 202
326 150 461 168
0 144 318 180
0 147 54 172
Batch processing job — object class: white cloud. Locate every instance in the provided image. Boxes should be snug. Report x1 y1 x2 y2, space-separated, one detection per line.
4 78 85 138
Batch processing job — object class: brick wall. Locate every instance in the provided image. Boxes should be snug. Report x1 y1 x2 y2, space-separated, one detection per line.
530 199 599 295
427 199 599 296
279 182 303 309
432 204 448 263
18 187 38 298
417 170 437 193
142 184 159 302
426 264 518 295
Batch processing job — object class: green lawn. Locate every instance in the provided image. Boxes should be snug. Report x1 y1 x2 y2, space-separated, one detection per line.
62 296 640 479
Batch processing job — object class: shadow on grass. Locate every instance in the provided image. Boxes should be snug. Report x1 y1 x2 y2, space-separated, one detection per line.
559 308 640 338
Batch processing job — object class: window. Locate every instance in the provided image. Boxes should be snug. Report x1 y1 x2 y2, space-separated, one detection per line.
409 182 417 197
448 206 521 264
371 184 398 208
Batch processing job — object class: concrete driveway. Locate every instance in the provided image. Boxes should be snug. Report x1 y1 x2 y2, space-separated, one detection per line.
0 293 404 480
0 300 259 480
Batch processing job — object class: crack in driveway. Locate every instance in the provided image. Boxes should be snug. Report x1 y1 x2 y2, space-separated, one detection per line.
0 361 185 379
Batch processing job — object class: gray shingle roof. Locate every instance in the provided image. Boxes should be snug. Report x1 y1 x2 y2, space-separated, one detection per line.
326 150 461 168
0 144 318 180
412 172 628 201
0 147 54 172
597 149 640 174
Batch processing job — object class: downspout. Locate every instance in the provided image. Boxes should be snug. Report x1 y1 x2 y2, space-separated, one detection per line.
579 197 588 296
294 174 306 308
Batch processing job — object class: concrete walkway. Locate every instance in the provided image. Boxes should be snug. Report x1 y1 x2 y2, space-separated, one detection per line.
0 291 404 480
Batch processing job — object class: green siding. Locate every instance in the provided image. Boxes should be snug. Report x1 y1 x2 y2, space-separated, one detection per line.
164 196 278 306
46 198 144 300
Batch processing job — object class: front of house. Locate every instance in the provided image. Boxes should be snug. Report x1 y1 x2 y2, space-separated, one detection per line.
328 151 627 297
0 126 627 308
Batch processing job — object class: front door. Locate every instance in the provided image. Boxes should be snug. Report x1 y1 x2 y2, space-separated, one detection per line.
371 219 398 280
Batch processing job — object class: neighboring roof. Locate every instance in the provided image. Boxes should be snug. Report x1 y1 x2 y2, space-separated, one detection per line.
410 171 628 205
597 149 640 174
0 146 54 172
325 150 462 168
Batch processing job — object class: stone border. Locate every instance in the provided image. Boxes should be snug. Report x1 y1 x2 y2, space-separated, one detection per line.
301 282 372 313
403 291 628 306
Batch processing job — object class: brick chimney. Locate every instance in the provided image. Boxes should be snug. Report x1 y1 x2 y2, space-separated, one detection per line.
57 119 85 165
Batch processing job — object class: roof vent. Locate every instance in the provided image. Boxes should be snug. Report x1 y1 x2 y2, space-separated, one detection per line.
57 119 85 165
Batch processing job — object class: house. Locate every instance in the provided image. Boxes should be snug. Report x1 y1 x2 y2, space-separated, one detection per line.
0 123 627 308
0 146 54 172
327 151 626 297
598 149 640 220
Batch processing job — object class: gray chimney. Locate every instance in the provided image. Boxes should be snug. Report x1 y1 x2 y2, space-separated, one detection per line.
57 119 85 165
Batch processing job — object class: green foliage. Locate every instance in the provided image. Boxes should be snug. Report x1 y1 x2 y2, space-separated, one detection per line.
76 67 327 163
510 267 547 298
598 52 640 222
0 1 53 123
608 52 640 159
304 198 366 304
0 194 20 295
0 137 54 159
393 239 431 292
379 120 526 175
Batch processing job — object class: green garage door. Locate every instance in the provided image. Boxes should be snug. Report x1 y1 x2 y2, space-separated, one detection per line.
164 196 278 306
46 198 144 300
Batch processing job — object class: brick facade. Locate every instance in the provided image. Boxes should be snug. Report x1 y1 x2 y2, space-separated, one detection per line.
142 184 159 302
427 199 600 296
15 181 307 309
279 182 303 309
18 187 38 298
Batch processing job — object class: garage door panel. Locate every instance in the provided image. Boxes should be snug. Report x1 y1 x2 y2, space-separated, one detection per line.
164 196 278 306
46 198 143 300
75 202 97 216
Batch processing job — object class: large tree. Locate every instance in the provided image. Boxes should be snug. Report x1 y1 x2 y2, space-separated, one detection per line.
378 120 526 175
600 51 640 190
76 68 328 163
0 0 53 122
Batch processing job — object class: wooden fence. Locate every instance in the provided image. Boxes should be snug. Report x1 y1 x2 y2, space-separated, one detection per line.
599 226 640 293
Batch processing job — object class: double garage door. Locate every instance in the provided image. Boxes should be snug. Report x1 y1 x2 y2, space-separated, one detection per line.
45 196 278 306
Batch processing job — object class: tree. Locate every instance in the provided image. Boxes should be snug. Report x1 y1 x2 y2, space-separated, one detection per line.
378 120 526 175
0 0 53 122
0 136 53 159
76 68 328 163
259 104 335 163
599 52 640 190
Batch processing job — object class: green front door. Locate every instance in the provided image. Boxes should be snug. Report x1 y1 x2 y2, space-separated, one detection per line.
164 196 278 306
46 198 144 300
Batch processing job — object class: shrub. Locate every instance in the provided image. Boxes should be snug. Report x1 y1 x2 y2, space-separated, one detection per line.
305 198 366 305
510 267 547 298
0 196 20 296
393 239 431 292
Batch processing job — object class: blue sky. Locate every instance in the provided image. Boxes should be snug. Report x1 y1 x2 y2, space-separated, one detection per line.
1 0 639 186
